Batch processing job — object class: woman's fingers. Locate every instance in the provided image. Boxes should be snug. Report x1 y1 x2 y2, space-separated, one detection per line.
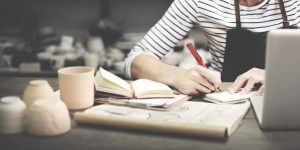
180 82 211 95
240 77 256 94
174 66 224 95
256 85 265 96
228 68 266 94
194 75 215 91
195 66 221 89
228 75 248 93
194 82 212 93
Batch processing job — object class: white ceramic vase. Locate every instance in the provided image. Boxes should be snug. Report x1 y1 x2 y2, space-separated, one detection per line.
23 80 55 107
27 98 71 136
0 96 26 134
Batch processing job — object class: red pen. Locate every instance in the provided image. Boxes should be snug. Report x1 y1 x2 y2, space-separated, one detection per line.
186 43 207 68
186 43 220 91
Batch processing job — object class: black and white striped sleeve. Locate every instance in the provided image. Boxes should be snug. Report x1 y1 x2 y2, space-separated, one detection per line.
124 0 199 78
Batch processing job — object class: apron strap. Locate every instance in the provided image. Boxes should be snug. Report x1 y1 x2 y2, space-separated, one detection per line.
234 0 289 28
234 0 241 29
278 0 290 28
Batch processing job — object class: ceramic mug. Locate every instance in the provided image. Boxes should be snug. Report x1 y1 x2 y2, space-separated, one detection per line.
58 66 95 110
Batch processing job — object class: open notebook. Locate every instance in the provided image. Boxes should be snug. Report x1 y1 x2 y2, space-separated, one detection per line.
95 68 174 98
204 92 255 104
74 101 250 138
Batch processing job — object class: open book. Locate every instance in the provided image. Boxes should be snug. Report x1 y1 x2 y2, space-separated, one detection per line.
74 101 251 138
95 68 174 98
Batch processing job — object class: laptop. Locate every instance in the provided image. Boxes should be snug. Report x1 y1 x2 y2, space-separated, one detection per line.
250 29 300 130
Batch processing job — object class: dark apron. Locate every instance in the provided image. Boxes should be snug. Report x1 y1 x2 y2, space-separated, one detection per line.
221 0 297 81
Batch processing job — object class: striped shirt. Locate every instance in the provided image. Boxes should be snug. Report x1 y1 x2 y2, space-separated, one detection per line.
124 0 300 78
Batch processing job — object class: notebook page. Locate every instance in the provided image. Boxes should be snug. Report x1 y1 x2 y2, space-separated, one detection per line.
131 79 173 97
205 92 255 103
99 68 131 92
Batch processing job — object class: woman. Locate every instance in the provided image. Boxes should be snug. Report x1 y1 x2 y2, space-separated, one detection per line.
124 0 300 95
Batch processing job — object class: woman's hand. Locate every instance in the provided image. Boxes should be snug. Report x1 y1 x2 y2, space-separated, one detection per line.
131 54 221 96
227 68 265 95
172 66 221 95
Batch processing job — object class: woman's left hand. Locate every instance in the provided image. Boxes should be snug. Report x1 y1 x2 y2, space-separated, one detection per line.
227 68 265 95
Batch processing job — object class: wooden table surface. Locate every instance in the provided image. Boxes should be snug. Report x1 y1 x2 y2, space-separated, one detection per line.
0 76 300 150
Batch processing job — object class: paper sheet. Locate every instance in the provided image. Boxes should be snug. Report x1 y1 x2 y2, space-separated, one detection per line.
95 94 188 108
113 94 187 107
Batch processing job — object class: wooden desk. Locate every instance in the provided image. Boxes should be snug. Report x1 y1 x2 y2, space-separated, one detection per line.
0 77 299 150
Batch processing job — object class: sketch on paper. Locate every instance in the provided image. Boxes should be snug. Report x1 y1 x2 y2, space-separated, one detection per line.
85 101 250 128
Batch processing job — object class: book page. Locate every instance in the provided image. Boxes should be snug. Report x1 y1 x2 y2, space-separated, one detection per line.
131 79 174 98
95 68 132 97
100 68 131 91
84 101 250 136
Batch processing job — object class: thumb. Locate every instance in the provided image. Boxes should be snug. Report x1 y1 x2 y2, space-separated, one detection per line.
209 71 221 88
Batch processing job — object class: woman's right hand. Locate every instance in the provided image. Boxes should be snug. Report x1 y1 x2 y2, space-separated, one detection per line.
172 66 221 95
131 55 221 96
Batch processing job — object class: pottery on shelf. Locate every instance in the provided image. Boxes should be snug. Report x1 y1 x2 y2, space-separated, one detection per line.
58 66 95 110
0 96 26 134
84 52 99 69
23 80 55 107
87 37 105 54
107 47 125 62
26 98 71 136
60 35 74 52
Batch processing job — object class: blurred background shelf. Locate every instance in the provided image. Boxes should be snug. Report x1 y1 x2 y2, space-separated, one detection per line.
0 0 208 78
0 69 57 78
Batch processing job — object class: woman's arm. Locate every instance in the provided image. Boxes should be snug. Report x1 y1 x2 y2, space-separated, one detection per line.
124 0 199 78
125 0 221 95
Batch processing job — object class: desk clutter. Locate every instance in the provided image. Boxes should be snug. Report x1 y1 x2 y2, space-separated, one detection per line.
0 66 255 139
